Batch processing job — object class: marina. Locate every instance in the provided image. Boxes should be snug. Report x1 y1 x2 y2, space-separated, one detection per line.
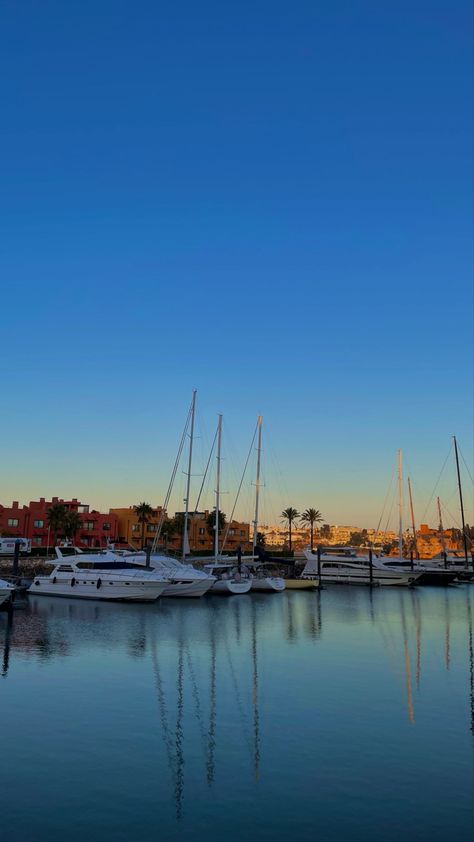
1 586 473 842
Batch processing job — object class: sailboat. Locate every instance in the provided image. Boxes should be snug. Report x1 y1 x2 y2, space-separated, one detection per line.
204 415 252 594
244 416 285 593
374 470 457 585
113 391 217 597
303 452 422 586
429 437 474 580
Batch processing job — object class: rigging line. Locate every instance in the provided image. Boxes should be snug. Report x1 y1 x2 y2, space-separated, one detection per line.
152 399 193 552
193 427 218 514
381 483 397 543
440 500 473 545
459 444 474 487
221 420 258 552
420 442 453 523
375 463 396 536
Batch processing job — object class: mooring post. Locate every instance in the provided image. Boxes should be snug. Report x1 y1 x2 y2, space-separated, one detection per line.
317 546 321 583
237 544 242 575
12 539 21 578
471 552 474 573
410 550 414 570
145 544 151 569
443 551 447 569
369 549 373 587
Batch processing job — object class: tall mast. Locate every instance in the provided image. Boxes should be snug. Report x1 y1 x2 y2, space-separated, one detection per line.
252 416 263 557
398 449 403 559
182 389 196 559
437 497 446 553
407 477 418 558
214 414 222 560
453 435 469 565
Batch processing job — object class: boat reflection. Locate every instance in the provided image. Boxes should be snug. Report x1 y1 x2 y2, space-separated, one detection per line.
1 587 474 821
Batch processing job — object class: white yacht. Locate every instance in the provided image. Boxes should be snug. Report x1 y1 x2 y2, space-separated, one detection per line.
0 578 15 606
110 548 216 597
372 555 458 585
302 549 421 587
29 548 169 602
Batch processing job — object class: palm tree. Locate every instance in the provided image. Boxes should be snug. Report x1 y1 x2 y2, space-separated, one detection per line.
300 508 324 551
161 517 179 550
280 507 299 552
47 503 68 546
63 511 83 544
134 502 154 549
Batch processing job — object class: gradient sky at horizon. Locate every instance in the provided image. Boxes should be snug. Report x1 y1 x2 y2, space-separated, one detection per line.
1 0 473 529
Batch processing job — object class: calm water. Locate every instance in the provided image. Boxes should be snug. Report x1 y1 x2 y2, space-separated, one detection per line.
1 586 473 842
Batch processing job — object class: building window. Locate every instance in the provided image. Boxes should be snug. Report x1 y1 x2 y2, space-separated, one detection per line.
132 524 141 533
7 519 19 527
147 524 157 532
34 519 44 528
33 536 42 545
198 527 205 535
102 523 111 531
83 521 94 531
229 529 235 536
240 530 245 536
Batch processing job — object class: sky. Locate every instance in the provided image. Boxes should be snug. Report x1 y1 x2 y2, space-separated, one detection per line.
1 0 473 529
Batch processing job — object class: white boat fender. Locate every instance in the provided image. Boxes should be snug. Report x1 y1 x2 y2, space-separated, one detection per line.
96 578 102 590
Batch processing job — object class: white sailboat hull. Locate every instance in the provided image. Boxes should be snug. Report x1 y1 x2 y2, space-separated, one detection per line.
209 579 252 595
162 579 215 598
250 576 286 592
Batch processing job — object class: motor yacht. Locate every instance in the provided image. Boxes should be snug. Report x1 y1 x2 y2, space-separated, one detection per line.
29 548 169 602
108 547 216 597
302 549 421 587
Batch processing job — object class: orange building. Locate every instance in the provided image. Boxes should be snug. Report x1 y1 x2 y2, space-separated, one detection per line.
109 506 251 553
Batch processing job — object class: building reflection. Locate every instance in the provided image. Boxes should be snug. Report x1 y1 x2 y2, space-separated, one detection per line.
2 586 474 821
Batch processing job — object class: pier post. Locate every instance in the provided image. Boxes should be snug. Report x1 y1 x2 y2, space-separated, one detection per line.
410 550 414 570
12 539 21 578
443 551 447 569
145 544 151 569
471 552 474 573
369 549 373 587
317 546 321 582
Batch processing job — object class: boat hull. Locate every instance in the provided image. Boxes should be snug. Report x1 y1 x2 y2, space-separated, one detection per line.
162 579 216 598
209 579 252 595
284 578 319 590
28 578 167 602
250 577 285 592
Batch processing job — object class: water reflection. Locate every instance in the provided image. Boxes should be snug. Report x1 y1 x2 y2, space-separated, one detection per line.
0 587 473 833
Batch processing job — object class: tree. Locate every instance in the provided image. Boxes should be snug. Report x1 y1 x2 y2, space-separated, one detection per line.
256 531 266 547
349 529 368 548
47 503 68 545
206 510 226 536
320 524 331 539
63 511 82 543
280 507 299 552
300 508 324 551
134 502 154 549
161 517 180 549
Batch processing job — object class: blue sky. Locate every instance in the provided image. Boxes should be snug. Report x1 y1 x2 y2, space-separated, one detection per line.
1 0 472 528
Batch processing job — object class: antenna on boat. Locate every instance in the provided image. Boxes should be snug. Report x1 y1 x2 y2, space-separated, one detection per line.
453 435 469 566
398 450 403 560
252 416 263 559
407 477 418 559
182 390 197 560
214 415 223 561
